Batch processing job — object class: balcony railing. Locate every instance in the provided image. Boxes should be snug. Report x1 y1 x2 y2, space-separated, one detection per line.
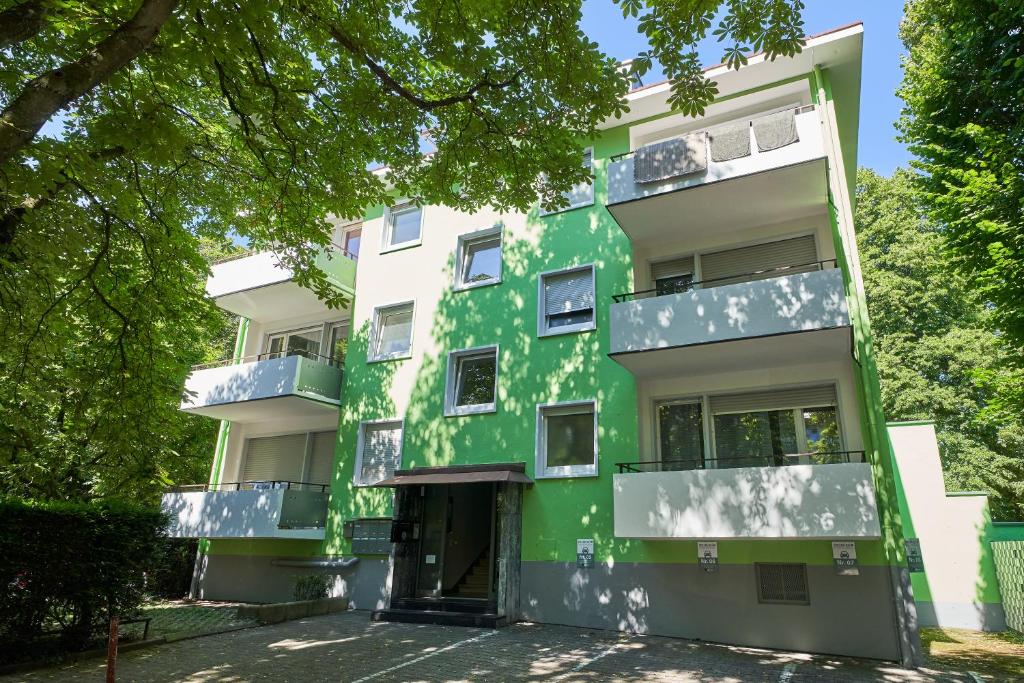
192 350 344 371
166 480 330 493
615 450 865 473
612 259 839 304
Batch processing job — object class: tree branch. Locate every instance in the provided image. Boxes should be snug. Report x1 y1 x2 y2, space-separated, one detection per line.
0 0 178 166
0 0 50 49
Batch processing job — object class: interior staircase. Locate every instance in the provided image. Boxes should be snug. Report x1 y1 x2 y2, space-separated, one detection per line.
450 549 491 599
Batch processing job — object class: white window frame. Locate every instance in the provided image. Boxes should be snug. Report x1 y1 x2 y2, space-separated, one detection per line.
380 201 423 253
454 226 503 291
535 399 598 479
368 300 416 363
537 264 597 338
444 345 499 417
353 418 404 487
263 325 324 361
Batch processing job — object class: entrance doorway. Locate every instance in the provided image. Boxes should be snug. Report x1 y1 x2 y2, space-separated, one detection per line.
415 483 496 601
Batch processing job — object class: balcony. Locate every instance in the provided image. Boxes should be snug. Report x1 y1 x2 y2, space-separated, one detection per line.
608 265 851 377
607 106 827 247
161 481 329 540
207 248 356 322
180 353 343 422
612 452 881 540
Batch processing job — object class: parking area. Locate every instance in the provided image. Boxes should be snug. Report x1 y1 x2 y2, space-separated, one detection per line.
7 611 975 682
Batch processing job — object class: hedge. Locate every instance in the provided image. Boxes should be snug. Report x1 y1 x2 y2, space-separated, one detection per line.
0 498 167 663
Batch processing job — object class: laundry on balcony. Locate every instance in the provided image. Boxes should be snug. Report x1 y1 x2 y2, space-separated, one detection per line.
753 109 799 152
633 132 708 183
708 120 752 162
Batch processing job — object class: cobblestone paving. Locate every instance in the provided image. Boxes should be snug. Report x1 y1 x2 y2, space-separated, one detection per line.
6 612 975 682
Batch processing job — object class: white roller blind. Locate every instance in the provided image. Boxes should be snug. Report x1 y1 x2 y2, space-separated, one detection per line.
651 257 694 282
699 235 817 285
306 431 337 486
360 422 403 485
544 269 594 315
242 434 306 483
710 385 837 415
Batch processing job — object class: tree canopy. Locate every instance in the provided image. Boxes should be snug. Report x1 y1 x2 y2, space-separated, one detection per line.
899 0 1024 353
857 168 1024 521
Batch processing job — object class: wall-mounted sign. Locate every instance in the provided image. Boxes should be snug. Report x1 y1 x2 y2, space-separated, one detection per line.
905 538 925 572
698 542 718 573
425 554 437 565
576 539 595 568
832 541 859 576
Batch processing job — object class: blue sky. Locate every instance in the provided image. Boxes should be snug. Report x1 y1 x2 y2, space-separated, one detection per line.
581 1 910 175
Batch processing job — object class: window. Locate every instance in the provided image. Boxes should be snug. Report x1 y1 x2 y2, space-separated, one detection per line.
651 257 695 296
756 563 809 605
445 346 498 416
536 400 597 478
265 327 322 361
342 226 362 258
538 265 596 337
382 202 422 251
369 302 414 361
455 227 502 290
355 420 403 486
327 323 349 366
656 400 705 471
540 147 594 214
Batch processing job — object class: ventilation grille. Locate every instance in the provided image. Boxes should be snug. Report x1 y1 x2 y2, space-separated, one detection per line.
756 563 809 605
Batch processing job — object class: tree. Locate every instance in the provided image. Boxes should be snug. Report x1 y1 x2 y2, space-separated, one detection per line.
857 168 1024 520
898 0 1024 352
0 0 807 500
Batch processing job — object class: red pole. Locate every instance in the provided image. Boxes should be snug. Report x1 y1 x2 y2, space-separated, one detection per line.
106 614 119 683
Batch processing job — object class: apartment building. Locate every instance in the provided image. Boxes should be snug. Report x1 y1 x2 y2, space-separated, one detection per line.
163 23 921 664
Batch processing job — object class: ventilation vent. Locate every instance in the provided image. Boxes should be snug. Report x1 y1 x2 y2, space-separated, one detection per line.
756 563 809 605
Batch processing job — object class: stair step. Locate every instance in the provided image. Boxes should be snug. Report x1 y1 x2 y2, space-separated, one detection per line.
371 608 506 629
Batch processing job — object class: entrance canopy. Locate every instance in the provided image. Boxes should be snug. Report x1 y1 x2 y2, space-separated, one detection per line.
375 462 534 487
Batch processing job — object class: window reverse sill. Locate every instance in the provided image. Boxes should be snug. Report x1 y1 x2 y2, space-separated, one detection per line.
538 322 596 339
444 404 497 418
367 353 412 364
379 240 422 255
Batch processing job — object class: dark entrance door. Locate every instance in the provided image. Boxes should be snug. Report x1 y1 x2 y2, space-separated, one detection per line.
415 483 496 600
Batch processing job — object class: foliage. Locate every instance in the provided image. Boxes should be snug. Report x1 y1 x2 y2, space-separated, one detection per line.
0 0 806 502
856 168 1024 520
898 0 1024 352
146 538 199 600
0 498 167 664
292 574 331 602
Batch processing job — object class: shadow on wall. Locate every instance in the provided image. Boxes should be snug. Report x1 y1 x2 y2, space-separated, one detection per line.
183 355 341 408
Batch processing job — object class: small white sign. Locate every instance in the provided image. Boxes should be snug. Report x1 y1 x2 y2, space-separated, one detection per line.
832 541 859 575
425 554 436 565
576 539 595 568
698 541 718 572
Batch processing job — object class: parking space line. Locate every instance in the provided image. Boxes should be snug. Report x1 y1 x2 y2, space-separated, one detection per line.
553 637 630 680
349 629 499 682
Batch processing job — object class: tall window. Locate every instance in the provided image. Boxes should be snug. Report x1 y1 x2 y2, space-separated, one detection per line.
265 327 322 361
538 265 596 336
382 202 422 251
445 346 498 416
327 323 349 366
656 400 705 471
536 400 597 478
455 227 502 290
342 226 362 258
370 302 414 361
355 420 403 486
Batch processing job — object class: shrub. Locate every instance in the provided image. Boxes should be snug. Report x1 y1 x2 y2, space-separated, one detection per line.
0 498 167 664
293 574 331 602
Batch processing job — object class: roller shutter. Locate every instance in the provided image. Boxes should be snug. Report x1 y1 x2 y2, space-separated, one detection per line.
699 235 817 286
242 433 306 484
710 385 837 415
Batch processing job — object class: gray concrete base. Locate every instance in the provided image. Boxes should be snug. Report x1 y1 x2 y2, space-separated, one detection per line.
916 599 1007 632
196 553 391 608
520 561 903 662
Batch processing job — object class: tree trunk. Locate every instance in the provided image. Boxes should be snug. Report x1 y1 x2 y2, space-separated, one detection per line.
0 0 178 166
0 0 50 49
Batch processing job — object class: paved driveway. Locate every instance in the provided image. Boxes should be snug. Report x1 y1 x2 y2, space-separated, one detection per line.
7 612 972 682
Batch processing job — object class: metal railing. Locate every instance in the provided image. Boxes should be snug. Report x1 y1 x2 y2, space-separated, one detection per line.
210 242 358 267
166 480 330 493
612 259 838 303
615 450 865 473
191 349 344 371
609 104 816 163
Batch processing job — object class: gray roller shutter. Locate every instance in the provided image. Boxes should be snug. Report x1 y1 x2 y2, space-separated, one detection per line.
306 431 337 486
242 433 306 484
651 257 694 282
544 268 594 315
710 385 837 415
360 422 403 485
699 235 817 286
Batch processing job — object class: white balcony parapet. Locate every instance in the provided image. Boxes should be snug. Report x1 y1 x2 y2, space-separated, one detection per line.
613 462 881 540
161 488 328 540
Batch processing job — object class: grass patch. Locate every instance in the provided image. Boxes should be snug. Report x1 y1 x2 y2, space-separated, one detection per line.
920 627 1024 680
